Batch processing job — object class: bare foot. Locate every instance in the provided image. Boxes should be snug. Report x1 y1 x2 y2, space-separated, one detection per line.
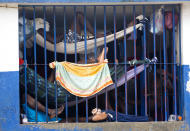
92 112 108 122
97 47 108 63
49 105 64 119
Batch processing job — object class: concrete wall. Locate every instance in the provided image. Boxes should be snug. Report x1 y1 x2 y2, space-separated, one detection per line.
0 2 190 131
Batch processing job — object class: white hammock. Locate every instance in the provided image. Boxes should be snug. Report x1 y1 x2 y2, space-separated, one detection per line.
36 23 143 54
35 15 145 54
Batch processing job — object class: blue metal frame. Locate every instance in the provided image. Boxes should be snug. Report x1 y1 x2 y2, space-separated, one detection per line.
113 6 118 121
84 5 89 122
53 5 58 121
123 5 128 115
94 6 99 109
0 0 188 3
43 5 48 122
133 5 137 116
22 7 28 119
152 5 157 121
162 7 167 121
143 5 147 117
33 5 38 123
172 7 177 117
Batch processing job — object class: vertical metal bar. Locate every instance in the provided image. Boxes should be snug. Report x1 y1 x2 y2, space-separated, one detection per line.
94 6 97 61
33 5 38 123
113 6 118 121
172 7 177 116
63 6 68 123
84 6 87 64
133 5 137 116
53 5 58 121
123 5 128 115
74 6 78 123
65 94 68 122
178 5 183 117
143 5 147 116
64 6 67 61
104 6 107 59
162 7 167 121
74 6 77 63
159 39 163 120
94 6 98 108
22 7 28 118
43 6 48 123
159 37 163 120
104 5 108 111
84 5 88 122
64 6 67 60
153 5 157 121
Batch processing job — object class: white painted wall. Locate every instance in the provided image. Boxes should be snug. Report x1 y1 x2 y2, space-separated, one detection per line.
181 3 190 65
0 7 19 72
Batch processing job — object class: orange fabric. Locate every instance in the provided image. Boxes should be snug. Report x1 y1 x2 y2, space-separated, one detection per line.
56 76 113 97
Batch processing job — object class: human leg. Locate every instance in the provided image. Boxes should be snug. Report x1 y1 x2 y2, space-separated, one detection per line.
25 94 64 118
97 47 108 63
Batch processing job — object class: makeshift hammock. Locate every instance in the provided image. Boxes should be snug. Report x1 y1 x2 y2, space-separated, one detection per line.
35 15 145 54
19 57 157 107
49 60 113 97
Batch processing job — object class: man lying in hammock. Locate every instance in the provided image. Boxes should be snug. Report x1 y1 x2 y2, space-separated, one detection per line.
19 60 64 123
38 11 104 44
21 93 64 123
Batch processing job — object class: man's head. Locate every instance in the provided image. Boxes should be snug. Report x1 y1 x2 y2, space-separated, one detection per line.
165 11 178 30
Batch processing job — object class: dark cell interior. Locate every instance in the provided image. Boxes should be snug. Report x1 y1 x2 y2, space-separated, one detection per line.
19 5 182 123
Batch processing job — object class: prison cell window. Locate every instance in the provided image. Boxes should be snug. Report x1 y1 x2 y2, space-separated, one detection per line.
18 4 182 123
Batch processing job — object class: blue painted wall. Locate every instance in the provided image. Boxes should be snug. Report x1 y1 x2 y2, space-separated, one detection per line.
182 65 190 127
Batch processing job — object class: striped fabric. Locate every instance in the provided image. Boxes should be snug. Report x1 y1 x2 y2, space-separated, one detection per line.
50 60 113 97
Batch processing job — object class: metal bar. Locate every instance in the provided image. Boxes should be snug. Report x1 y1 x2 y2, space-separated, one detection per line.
104 5 108 111
75 96 78 122
74 6 77 64
33 5 38 123
63 6 68 123
43 5 48 123
172 7 177 116
84 5 88 122
113 6 118 121
53 5 58 121
74 6 78 123
94 6 98 108
178 5 183 117
64 6 67 60
123 5 128 115
104 6 107 59
152 5 157 121
94 6 97 61
143 5 147 116
159 37 163 120
162 7 167 121
21 4 178 7
22 7 28 118
133 5 137 116
65 94 68 122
